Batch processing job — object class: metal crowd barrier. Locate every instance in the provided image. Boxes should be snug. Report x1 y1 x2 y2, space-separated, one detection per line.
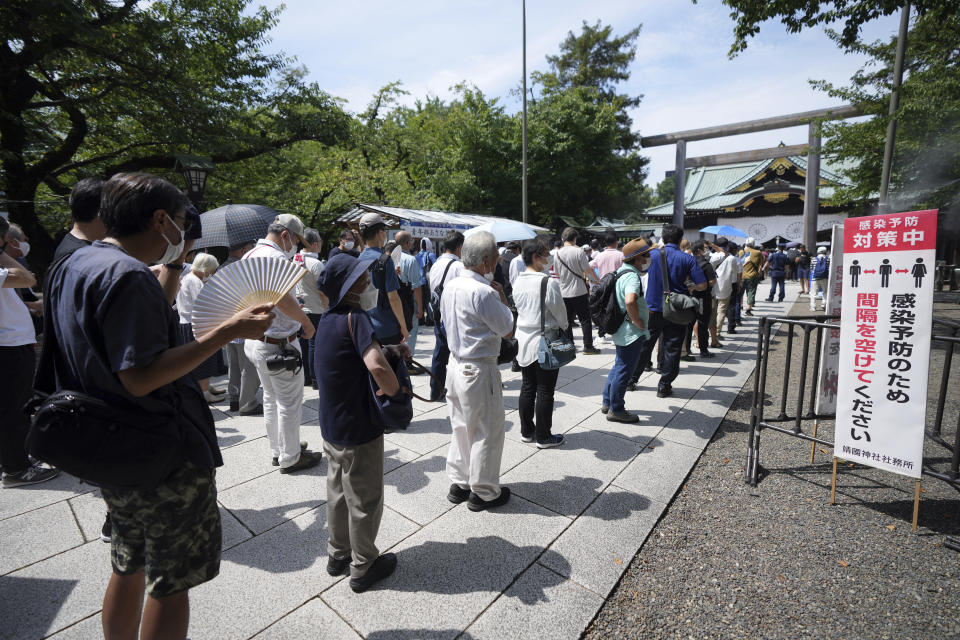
743 314 960 492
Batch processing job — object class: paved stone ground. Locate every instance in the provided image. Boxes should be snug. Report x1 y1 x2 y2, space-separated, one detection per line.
0 286 794 640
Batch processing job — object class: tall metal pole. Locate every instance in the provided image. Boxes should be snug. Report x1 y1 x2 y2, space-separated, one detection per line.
521 0 528 224
803 123 821 251
672 139 686 228
879 3 911 213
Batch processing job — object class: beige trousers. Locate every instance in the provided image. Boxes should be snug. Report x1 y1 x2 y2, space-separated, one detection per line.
446 356 506 501
324 436 385 578
712 295 730 331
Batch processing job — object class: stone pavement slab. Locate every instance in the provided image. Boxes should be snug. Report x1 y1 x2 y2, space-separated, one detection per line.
466 562 604 640
321 495 570 639
0 286 797 639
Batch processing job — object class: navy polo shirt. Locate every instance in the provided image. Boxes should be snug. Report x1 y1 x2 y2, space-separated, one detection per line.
47 241 222 469
644 244 706 313
313 308 382 446
768 251 789 277
358 246 401 340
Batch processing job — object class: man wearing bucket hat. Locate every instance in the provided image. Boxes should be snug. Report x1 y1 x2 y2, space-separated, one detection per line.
314 253 405 592
601 238 652 423
243 214 321 473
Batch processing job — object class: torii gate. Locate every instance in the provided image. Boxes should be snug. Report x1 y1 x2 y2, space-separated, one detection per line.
640 105 861 249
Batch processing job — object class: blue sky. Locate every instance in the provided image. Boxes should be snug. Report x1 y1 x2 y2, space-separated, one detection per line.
256 0 900 188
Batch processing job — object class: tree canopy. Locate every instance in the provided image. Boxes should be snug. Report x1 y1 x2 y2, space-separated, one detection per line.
712 0 958 55
1 0 350 265
814 8 960 213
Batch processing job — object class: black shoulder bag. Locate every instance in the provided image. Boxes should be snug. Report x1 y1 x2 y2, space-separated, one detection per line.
24 260 185 490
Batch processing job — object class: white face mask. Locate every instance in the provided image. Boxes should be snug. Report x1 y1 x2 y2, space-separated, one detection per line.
358 283 378 311
16 241 30 258
343 241 355 251
546 255 555 270
158 213 185 264
281 233 298 260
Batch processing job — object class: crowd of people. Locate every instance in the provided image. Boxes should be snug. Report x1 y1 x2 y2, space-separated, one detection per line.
0 170 820 638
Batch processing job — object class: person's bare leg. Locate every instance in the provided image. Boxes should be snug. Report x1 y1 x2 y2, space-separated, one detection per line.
102 572 145 640
140 590 189 640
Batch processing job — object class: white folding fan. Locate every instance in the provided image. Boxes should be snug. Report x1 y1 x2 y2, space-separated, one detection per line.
191 256 308 339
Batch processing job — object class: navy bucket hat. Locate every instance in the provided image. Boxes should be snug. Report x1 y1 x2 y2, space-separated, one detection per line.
318 253 376 310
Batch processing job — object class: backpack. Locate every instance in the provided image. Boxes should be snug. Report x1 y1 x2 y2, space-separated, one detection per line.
373 251 413 331
589 270 628 335
813 255 830 279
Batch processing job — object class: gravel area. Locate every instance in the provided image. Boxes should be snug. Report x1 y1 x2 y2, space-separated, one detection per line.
585 297 960 640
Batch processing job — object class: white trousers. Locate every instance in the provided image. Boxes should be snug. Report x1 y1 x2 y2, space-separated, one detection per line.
446 356 505 501
244 339 304 468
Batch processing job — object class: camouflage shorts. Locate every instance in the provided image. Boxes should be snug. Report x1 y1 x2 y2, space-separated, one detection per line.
101 463 221 598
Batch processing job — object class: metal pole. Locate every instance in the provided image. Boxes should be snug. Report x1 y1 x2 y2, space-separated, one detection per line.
802 123 821 251
521 0 528 224
673 139 686 228
879 3 911 213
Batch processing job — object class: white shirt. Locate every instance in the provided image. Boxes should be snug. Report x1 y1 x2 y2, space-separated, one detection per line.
512 270 568 367
440 270 514 360
0 269 36 346
176 271 204 324
429 253 464 293
243 239 301 338
294 251 326 315
509 254 525 285
711 253 739 299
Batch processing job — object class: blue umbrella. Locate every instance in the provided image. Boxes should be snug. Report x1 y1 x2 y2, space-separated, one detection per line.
699 224 748 238
464 219 537 242
193 204 280 249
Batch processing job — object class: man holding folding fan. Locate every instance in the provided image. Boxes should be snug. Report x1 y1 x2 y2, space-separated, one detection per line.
243 214 322 474
45 172 275 640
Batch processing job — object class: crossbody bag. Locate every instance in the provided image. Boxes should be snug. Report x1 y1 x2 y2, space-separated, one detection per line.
659 248 701 325
536 276 576 370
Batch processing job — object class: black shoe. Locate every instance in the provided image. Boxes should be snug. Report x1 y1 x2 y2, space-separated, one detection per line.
699 351 715 358
657 387 673 398
229 400 240 413
600 405 609 414
765 298 773 302
279 450 321 474
607 410 640 424
643 364 652 372
681 354 696 362
582 347 601 355
537 434 565 449
511 361 522 372
467 487 511 512
273 441 308 466
101 513 112 543
239 403 263 416
312 381 319 391
626 383 638 392
350 553 398 593
327 556 350 577
1 464 60 487
745 310 754 317
447 484 471 504
726 329 737 335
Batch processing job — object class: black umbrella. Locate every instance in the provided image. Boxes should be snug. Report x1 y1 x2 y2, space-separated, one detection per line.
193 204 280 250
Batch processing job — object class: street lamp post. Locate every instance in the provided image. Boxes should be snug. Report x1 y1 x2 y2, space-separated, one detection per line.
174 154 215 210
521 0 528 224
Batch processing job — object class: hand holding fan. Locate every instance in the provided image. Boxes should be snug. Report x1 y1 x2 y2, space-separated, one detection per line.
191 257 307 339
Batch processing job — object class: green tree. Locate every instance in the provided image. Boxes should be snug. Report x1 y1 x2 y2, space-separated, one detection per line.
652 176 676 207
1 0 350 267
713 0 956 55
814 10 960 211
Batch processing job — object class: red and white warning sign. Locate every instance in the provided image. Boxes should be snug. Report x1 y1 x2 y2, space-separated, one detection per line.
834 209 938 478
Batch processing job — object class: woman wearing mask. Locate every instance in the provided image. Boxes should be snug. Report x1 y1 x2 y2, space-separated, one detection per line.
176 251 225 402
512 237 568 448
602 238 652 423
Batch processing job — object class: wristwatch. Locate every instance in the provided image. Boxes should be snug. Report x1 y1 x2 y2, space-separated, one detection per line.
163 263 185 271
